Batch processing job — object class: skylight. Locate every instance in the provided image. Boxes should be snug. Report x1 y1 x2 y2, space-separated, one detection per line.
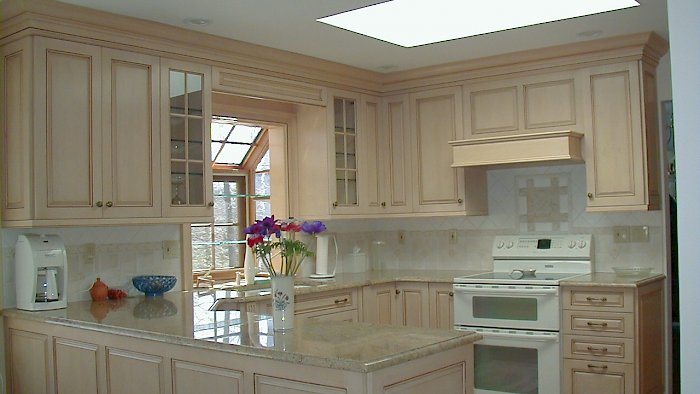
211 116 263 166
317 0 639 47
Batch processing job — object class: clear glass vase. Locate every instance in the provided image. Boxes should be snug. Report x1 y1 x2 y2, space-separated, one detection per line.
271 276 294 331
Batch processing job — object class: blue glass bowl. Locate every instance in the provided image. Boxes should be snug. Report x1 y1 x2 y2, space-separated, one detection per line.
132 275 177 296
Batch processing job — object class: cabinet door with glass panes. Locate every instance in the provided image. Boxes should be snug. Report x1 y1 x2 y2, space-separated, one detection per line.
328 90 361 214
161 58 213 219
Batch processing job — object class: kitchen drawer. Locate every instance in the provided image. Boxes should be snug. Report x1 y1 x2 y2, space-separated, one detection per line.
563 310 634 338
563 334 634 364
295 289 357 314
297 308 359 323
563 358 635 394
563 287 634 312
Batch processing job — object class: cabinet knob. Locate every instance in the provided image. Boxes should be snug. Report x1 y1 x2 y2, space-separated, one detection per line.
395 289 401 295
449 292 454 297
457 198 463 204
208 201 215 207
381 202 386 207
95 201 103 208
105 201 113 208
332 201 338 208
587 192 593 199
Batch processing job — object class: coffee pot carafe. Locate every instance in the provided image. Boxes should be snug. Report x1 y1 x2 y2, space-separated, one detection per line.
15 234 68 311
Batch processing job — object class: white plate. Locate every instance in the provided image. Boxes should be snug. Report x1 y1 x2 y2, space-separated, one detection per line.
612 267 652 277
309 273 335 279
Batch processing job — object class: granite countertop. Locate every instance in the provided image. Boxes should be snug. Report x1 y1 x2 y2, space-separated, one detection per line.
4 290 480 373
561 272 665 287
200 269 485 303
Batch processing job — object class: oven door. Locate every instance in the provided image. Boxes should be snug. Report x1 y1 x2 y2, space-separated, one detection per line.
455 326 560 394
453 283 559 331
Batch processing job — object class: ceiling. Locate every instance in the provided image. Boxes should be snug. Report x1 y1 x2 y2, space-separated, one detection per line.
56 0 669 73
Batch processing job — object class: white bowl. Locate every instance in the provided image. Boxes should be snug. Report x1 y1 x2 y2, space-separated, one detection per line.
612 267 652 277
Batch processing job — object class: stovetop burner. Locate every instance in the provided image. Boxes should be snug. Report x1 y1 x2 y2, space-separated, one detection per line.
454 271 586 285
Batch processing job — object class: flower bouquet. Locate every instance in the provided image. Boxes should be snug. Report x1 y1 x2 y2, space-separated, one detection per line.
244 216 326 331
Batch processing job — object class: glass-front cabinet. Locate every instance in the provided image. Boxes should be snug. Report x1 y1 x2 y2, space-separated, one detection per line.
329 93 359 213
161 59 213 218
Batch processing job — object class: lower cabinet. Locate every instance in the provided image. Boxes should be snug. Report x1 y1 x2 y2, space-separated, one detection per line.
54 338 99 394
172 360 244 393
561 278 664 394
362 282 454 329
7 328 50 394
106 347 165 394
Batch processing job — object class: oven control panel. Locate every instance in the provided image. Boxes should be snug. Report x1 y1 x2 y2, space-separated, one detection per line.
492 234 593 259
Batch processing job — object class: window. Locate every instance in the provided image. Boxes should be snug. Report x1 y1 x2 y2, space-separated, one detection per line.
193 116 271 287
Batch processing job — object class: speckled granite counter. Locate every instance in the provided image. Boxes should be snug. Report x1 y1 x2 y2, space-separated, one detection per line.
3 290 480 373
561 272 665 288
201 269 485 304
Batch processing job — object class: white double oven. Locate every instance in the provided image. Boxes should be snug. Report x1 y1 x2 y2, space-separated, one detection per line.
454 235 593 394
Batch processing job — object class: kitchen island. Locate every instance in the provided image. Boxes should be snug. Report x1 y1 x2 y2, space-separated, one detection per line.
3 290 480 394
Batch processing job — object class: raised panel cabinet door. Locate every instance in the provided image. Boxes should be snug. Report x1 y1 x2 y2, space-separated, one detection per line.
563 359 634 394
106 347 165 394
255 374 347 394
359 94 384 213
160 58 213 219
463 82 519 137
8 329 50 394
362 283 397 325
396 282 430 328
410 86 468 213
428 283 454 329
54 337 99 394
33 37 102 220
172 360 243 394
584 62 651 211
101 48 161 218
380 94 413 214
1 38 32 221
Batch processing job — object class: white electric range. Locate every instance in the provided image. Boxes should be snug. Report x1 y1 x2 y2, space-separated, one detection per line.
453 234 593 394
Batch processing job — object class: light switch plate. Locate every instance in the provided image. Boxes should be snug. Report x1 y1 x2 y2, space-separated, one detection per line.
398 231 406 244
449 230 458 244
613 226 630 243
629 225 650 243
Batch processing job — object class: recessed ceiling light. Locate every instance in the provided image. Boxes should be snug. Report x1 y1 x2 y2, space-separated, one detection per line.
183 18 212 26
318 0 639 47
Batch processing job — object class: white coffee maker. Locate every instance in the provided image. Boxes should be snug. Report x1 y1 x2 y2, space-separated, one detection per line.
15 234 68 311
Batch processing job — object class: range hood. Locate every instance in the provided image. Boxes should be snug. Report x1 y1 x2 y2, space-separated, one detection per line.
449 130 584 167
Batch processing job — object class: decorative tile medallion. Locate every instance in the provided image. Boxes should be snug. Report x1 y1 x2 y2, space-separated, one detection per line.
517 173 570 232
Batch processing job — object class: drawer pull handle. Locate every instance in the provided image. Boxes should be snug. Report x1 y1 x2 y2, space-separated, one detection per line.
586 297 608 302
587 346 609 353
587 363 609 371
586 322 609 327
334 298 349 304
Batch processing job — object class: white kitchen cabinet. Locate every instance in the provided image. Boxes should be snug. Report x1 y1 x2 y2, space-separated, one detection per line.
362 282 398 325
462 70 585 138
1 37 163 224
409 87 487 215
396 282 430 328
582 61 661 211
561 278 664 394
107 348 165 394
379 94 413 214
160 58 214 219
428 282 454 330
54 338 100 394
173 360 244 393
7 328 50 394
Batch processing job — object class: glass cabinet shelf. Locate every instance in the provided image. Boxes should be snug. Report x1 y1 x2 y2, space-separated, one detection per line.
214 193 271 199
193 240 246 246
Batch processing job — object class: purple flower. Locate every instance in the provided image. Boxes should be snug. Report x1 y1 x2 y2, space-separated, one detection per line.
301 221 326 235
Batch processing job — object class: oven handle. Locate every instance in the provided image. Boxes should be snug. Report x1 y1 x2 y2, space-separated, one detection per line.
453 285 558 296
456 328 559 342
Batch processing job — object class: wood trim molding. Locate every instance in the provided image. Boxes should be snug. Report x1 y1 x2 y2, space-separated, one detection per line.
0 1 667 97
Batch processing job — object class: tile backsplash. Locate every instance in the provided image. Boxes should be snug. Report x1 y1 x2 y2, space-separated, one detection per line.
2 225 181 308
325 164 665 275
1 164 666 306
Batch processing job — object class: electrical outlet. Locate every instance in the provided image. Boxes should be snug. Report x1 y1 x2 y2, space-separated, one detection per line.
162 240 180 259
398 231 406 244
630 225 650 243
613 226 630 243
85 243 96 264
449 230 458 244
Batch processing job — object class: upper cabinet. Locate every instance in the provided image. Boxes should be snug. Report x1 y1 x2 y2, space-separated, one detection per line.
1 36 213 226
582 61 660 211
160 59 213 218
463 70 585 138
409 87 488 215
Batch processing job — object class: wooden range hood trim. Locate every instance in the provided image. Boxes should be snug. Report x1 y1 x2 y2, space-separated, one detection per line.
449 131 584 167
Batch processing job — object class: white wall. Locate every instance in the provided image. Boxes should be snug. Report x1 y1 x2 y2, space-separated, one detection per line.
667 0 700 391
